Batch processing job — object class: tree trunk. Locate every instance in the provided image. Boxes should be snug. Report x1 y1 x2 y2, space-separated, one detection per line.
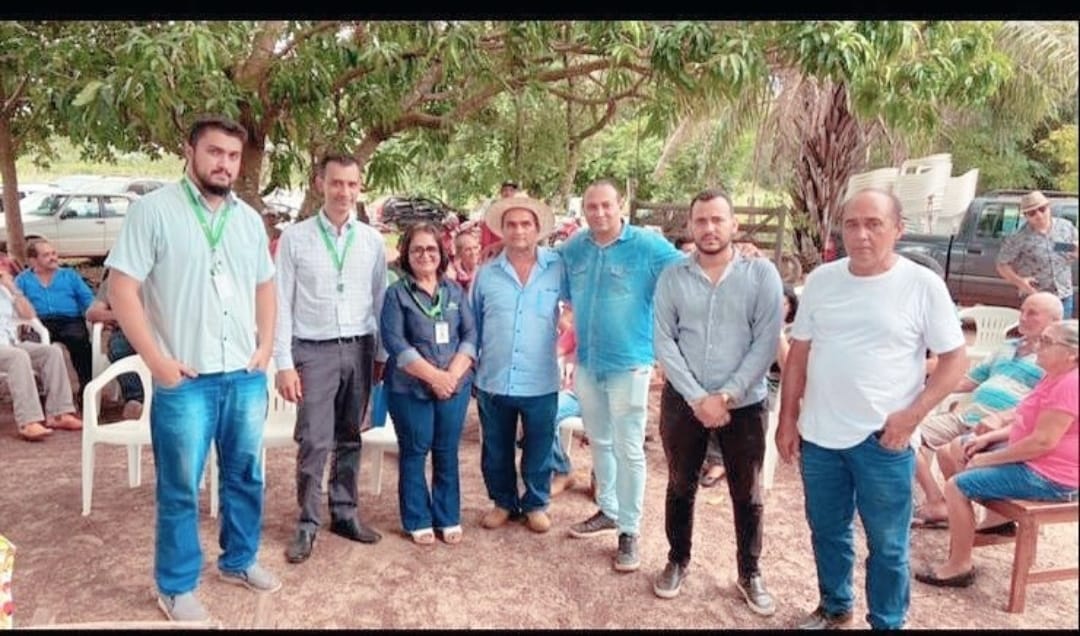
0 114 27 263
555 140 581 212
236 106 267 212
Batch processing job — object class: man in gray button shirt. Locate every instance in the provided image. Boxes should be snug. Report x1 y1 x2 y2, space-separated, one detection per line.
651 188 783 612
273 154 388 563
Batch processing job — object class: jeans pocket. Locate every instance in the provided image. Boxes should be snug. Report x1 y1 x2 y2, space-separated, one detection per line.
870 430 911 456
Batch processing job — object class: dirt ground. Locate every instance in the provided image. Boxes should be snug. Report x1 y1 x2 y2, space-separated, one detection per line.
1 377 1077 630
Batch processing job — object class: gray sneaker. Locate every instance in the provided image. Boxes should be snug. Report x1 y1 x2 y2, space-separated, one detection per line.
568 510 617 538
653 560 688 599
157 592 210 622
219 562 283 593
613 533 640 572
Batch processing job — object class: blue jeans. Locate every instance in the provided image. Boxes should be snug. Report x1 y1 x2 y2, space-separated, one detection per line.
477 389 557 514
1062 293 1075 320
387 385 471 532
551 391 580 476
106 329 143 403
574 365 652 536
955 462 1078 502
800 433 915 630
150 369 268 596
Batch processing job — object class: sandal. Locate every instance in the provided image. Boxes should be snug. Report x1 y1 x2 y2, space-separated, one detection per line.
914 566 976 588
17 421 53 442
910 504 948 529
410 528 435 545
438 526 463 545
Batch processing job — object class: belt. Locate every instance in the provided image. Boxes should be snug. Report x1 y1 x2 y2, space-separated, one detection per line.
294 335 367 345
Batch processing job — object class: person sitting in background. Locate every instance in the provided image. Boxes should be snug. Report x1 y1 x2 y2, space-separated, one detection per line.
15 239 95 389
915 319 1079 588
447 229 482 291
550 304 581 496
85 267 145 421
1 267 83 441
911 292 1062 528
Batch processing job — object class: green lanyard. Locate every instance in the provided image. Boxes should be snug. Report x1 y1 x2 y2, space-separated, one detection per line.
316 213 356 288
181 177 234 252
407 282 444 320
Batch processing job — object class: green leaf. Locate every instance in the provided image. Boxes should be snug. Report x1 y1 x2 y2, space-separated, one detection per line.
72 80 103 107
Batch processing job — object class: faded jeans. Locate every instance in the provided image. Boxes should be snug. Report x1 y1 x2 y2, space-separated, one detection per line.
574 364 653 536
150 369 268 596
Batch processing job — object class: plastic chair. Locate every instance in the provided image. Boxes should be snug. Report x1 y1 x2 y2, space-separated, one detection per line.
556 357 586 463
361 421 398 497
958 305 1021 366
14 317 50 344
89 321 122 404
80 355 153 516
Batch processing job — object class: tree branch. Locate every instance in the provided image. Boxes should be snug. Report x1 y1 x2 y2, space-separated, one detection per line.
274 21 340 60
0 76 30 117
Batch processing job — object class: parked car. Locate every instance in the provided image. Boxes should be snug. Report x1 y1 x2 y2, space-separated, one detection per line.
0 190 138 261
51 174 166 197
824 189 1079 312
379 195 462 228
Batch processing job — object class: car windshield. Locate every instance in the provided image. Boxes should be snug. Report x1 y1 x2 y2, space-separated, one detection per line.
25 193 63 216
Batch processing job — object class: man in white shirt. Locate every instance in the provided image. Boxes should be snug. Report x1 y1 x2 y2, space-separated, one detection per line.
0 268 82 441
274 154 388 564
777 188 968 630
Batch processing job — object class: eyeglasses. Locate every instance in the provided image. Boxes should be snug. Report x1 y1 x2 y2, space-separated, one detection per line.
409 246 440 257
1023 206 1046 218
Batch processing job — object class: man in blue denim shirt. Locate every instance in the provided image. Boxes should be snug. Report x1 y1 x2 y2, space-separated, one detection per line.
472 195 566 534
558 179 684 571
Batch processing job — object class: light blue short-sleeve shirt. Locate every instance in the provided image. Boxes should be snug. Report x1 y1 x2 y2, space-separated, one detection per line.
105 178 275 374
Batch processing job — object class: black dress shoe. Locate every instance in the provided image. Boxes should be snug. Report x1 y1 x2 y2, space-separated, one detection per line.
285 528 316 564
914 566 976 588
329 518 382 544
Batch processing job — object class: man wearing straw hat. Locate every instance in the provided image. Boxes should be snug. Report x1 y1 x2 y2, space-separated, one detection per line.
997 190 1079 318
471 194 566 533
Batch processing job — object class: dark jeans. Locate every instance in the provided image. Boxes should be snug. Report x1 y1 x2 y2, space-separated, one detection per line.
41 315 91 389
387 385 471 532
292 335 374 532
477 389 557 514
106 328 144 403
659 382 766 579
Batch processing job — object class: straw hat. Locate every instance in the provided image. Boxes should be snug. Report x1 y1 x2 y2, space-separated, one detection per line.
1020 191 1050 214
484 195 555 238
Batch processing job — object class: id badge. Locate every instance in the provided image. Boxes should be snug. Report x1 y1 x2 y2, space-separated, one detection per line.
212 272 234 300
434 321 451 344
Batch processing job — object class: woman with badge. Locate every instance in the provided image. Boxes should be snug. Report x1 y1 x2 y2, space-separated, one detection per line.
380 222 478 545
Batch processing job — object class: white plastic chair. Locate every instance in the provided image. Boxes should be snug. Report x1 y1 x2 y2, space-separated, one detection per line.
763 406 780 493
361 421 398 497
555 357 586 463
958 305 1021 367
80 355 153 516
15 317 51 344
89 321 122 403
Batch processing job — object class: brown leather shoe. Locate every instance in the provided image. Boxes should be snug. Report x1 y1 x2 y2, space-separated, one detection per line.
525 511 551 533
481 506 512 529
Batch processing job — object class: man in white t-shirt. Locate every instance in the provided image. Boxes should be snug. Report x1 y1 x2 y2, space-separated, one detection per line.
776 188 968 630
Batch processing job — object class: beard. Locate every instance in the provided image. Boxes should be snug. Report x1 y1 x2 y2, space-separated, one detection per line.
695 239 730 256
190 163 234 197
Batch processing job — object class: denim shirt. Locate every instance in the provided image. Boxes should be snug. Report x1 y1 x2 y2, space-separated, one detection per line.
380 276 477 400
471 247 566 397
557 222 685 376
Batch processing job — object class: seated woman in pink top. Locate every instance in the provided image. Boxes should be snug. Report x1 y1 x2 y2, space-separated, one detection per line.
915 319 1079 588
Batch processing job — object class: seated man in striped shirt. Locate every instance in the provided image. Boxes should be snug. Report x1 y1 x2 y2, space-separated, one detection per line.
911 291 1063 527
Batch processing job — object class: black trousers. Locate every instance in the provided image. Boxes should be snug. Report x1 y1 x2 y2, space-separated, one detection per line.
40 315 92 390
659 382 766 578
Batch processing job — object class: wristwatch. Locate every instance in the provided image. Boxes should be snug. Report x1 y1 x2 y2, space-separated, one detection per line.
719 392 734 408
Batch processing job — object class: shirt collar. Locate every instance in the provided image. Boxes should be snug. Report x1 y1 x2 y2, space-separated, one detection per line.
680 247 745 272
495 246 555 271
317 209 357 236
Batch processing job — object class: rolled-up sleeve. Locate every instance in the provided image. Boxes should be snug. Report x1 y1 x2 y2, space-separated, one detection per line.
380 284 422 367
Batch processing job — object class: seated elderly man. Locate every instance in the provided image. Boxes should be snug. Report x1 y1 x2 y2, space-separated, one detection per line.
0 268 83 441
15 239 95 389
911 291 1063 527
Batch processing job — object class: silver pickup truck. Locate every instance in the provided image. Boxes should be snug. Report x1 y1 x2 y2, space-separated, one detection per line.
0 190 137 262
825 189 1078 315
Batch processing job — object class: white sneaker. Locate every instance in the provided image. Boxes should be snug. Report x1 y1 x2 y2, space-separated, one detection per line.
219 562 283 593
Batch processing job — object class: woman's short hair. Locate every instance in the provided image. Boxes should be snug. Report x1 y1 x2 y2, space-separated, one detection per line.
1051 319 1080 352
397 222 449 279
782 285 800 324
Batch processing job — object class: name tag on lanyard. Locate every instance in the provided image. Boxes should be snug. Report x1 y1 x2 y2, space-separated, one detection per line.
435 321 450 344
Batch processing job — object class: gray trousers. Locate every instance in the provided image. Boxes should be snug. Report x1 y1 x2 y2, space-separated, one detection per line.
0 342 75 426
292 335 375 531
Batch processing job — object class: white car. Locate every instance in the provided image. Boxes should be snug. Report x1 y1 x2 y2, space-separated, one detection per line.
0 190 137 261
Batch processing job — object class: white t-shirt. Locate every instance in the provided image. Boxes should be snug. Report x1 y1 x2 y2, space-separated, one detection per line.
790 256 965 450
0 287 15 347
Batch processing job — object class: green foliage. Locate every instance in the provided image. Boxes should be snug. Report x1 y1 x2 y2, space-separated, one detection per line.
1034 125 1079 192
